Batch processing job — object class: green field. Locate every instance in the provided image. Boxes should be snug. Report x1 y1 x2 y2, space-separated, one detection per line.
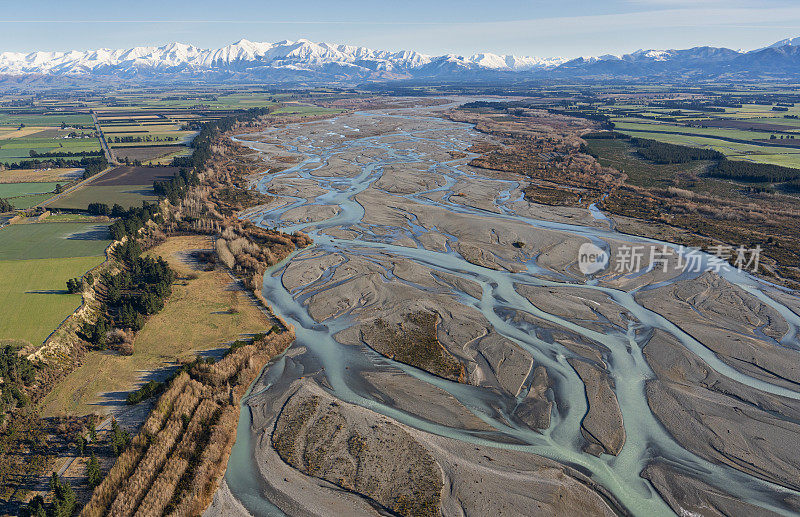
47 184 159 210
43 213 103 223
601 99 800 171
733 117 800 128
107 131 194 146
728 153 800 167
0 256 105 346
39 235 273 416
0 137 100 150
0 182 61 197
0 220 109 345
144 147 192 165
612 120 777 141
102 123 181 132
0 136 102 163
611 130 783 154
0 113 93 127
0 222 111 260
6 193 54 209
0 182 61 209
611 127 800 168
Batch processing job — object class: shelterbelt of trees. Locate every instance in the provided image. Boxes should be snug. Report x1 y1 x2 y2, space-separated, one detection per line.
81 330 294 517
76 105 310 517
450 102 800 287
1 155 108 179
584 130 800 181
108 135 179 144
28 149 104 159
3 104 311 517
584 131 725 164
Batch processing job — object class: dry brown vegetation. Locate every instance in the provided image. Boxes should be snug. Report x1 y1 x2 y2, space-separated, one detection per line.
0 168 82 184
602 183 800 282
272 393 443 517
4 111 311 515
217 222 312 290
81 330 294 517
160 137 312 291
361 311 465 382
75 131 310 515
75 123 310 516
449 107 800 285
316 96 449 111
449 109 624 207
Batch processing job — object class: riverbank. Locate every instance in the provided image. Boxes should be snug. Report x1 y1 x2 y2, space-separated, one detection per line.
207 100 800 517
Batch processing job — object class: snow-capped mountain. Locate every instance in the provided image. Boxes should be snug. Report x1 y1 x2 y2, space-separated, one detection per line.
0 39 565 81
551 44 800 80
2 37 800 84
767 37 800 48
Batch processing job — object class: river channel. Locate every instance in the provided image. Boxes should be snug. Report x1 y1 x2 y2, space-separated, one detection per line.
218 105 800 517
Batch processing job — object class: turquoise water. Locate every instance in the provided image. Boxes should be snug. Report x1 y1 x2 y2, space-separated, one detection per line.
222 112 800 516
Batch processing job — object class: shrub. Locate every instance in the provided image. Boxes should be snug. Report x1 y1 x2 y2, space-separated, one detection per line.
66 277 82 294
87 453 102 488
111 419 131 456
215 239 235 269
87 203 110 216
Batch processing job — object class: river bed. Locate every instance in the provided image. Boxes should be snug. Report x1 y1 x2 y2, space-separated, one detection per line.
211 102 800 517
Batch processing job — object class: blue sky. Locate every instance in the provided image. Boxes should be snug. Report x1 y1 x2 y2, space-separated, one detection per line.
1 0 799 57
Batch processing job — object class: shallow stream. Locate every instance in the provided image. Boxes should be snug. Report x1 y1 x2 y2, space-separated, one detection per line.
222 110 800 516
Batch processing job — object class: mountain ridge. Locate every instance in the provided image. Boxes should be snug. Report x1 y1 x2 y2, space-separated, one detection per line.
0 37 798 83
0 39 566 77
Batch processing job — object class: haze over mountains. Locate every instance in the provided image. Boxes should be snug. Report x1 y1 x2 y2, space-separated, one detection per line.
1 37 799 84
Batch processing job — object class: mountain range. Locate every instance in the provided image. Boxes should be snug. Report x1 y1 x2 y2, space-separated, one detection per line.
1 38 799 84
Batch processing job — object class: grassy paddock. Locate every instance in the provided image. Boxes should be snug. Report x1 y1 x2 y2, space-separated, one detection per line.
0 113 93 127
0 182 61 197
40 235 275 416
47 185 159 210
5 193 55 209
42 213 106 223
0 222 111 260
611 129 800 166
0 138 102 164
613 119 776 140
0 168 82 184
0 256 105 346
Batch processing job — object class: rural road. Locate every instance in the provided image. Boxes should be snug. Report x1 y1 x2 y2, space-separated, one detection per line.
53 415 116 477
4 111 120 213
91 110 117 165
33 164 117 210
17 400 150 506
26 110 123 211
